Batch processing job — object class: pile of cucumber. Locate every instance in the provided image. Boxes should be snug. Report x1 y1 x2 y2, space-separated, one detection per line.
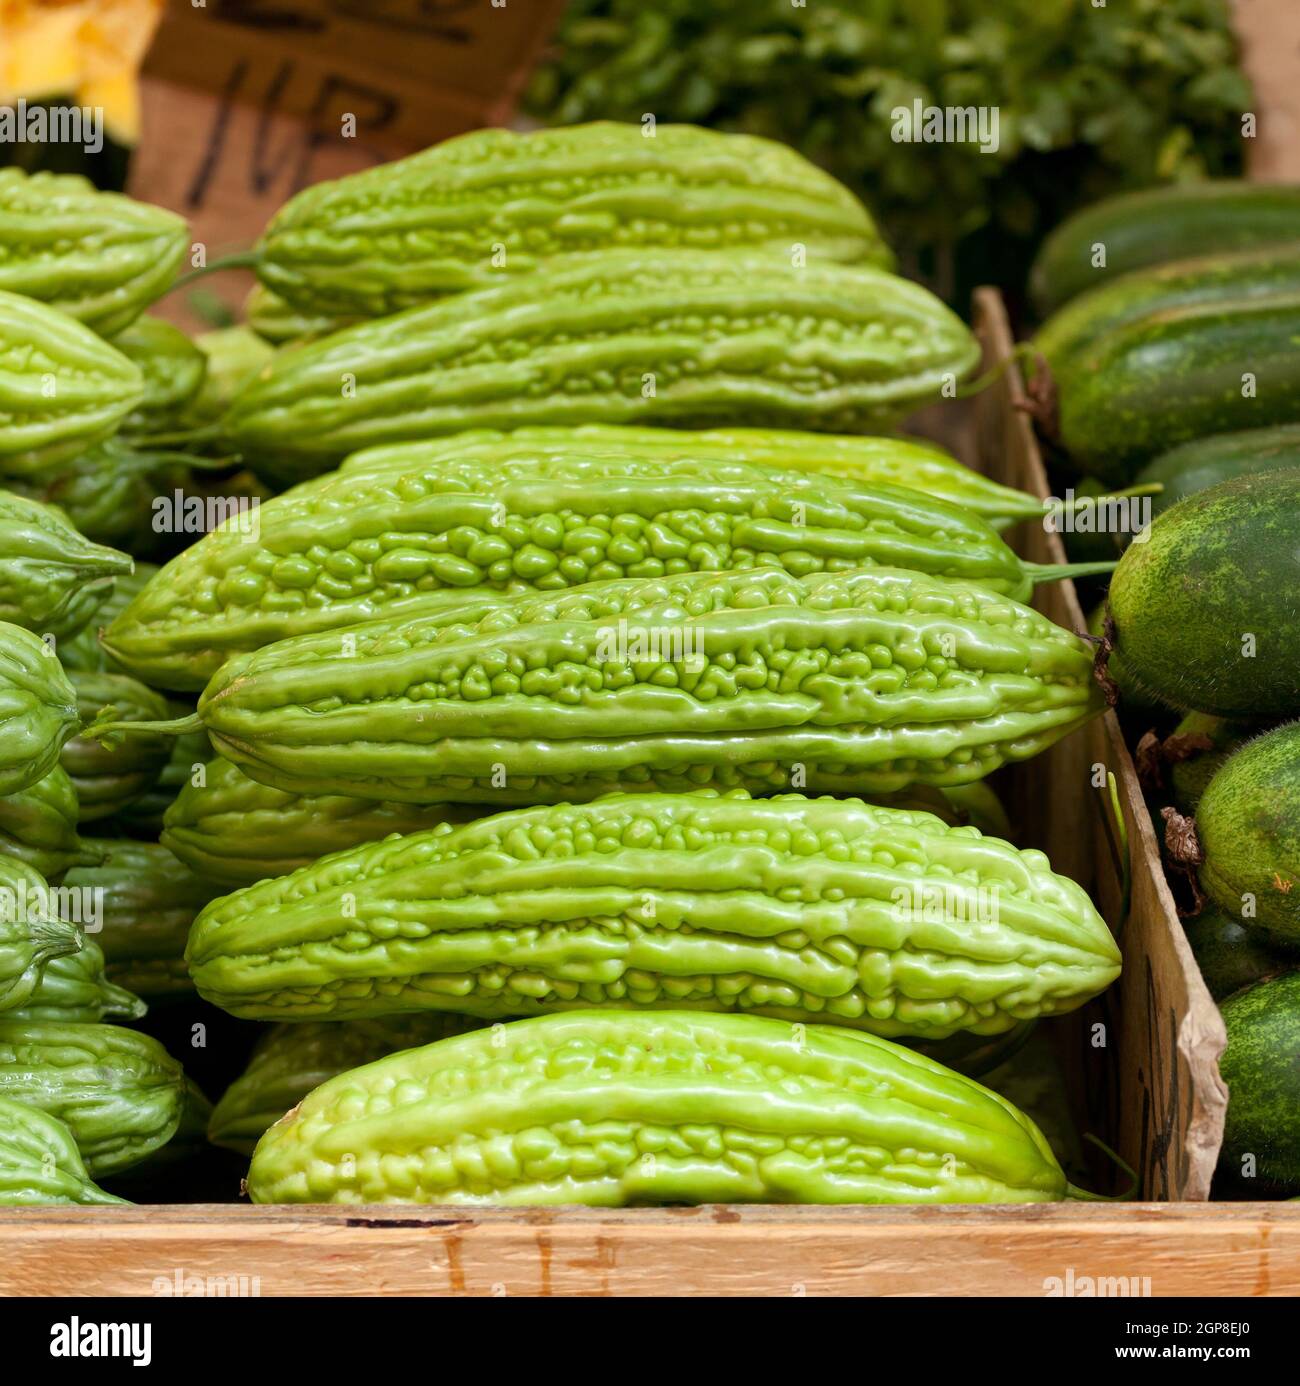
1032 183 1300 1198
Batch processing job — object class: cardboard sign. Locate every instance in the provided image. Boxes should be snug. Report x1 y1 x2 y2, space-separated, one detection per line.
129 0 567 326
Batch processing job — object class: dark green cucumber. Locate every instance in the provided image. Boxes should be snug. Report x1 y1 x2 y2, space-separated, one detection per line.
1030 182 1300 315
1036 243 1300 382
1197 723 1300 943
1059 297 1300 482
1134 425 1300 521
1085 601 1158 718
1107 473 1300 717
1183 908 1296 1004
1217 970 1300 1197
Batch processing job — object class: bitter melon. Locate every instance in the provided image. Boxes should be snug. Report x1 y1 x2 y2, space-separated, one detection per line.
209 1015 483 1155
0 488 131 641
0 622 80 796
257 122 891 318
0 765 102 880
0 289 144 473
101 447 1105 690
58 562 158 674
111 316 206 430
246 1011 1071 1205
341 423 1059 530
223 251 980 484
7 938 145 1023
186 790 1121 1039
0 856 82 1012
110 707 212 838
62 670 172 821
0 1020 186 1175
143 566 1104 806
242 282 354 346
0 168 188 335
0 1095 126 1205
162 756 476 889
62 838 219 1000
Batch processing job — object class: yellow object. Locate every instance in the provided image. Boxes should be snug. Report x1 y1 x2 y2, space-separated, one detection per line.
0 0 163 144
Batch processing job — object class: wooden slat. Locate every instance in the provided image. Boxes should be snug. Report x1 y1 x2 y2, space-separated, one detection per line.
2 1203 1297 1297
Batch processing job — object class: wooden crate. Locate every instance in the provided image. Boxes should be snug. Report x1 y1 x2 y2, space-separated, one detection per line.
0 290 1293 1298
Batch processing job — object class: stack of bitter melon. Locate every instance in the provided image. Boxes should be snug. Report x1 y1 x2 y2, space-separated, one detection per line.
0 120 1125 1209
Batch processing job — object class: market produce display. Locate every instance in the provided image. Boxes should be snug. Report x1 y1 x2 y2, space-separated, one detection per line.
246 1011 1073 1206
185 792 1121 1032
1029 182 1300 1201
257 122 892 315
223 251 980 484
112 566 1104 805
43 113 1300 1217
102 447 1105 690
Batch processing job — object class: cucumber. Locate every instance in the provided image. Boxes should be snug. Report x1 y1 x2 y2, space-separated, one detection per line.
1085 602 1158 718
1030 182 1300 315
1059 297 1300 482
1107 473 1300 717
1197 723 1300 943
1036 243 1300 382
1167 713 1259 815
1183 908 1296 1003
1217 969 1300 1197
1134 425 1300 520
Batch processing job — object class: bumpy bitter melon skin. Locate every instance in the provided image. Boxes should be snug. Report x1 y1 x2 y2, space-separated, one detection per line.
0 765 102 879
341 423 1052 529
62 670 173 821
0 169 189 335
162 756 478 888
187 791 1121 1038
0 1095 126 1205
0 1020 185 1176
0 856 83 1012
7 937 145 1023
242 282 355 346
104 447 1052 690
0 289 144 473
246 1011 1069 1206
257 122 891 318
0 622 80 796
223 250 980 483
209 1014 483 1155
185 566 1103 806
63 839 219 1000
0 489 132 640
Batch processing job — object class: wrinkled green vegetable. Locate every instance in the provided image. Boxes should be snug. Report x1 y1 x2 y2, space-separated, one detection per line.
247 1011 1071 1205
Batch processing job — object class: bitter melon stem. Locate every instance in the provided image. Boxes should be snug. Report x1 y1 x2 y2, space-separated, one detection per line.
1066 1135 1139 1202
85 711 204 745
1024 559 1118 584
165 251 261 295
